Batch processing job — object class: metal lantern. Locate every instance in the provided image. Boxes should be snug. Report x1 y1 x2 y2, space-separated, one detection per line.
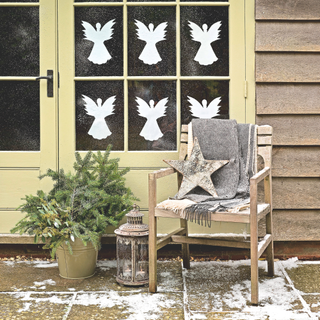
115 204 149 286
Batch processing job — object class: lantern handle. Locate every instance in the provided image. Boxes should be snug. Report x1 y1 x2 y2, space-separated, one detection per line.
132 204 140 211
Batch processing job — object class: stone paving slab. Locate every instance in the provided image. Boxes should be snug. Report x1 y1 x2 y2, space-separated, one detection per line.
68 292 184 320
1 258 320 319
0 293 71 320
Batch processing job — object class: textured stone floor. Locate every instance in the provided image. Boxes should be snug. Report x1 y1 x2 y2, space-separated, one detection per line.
0 258 319 319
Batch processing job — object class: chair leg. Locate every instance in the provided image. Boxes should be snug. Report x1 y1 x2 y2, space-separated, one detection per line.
266 212 274 277
149 214 157 293
180 219 190 269
250 199 259 305
251 247 259 305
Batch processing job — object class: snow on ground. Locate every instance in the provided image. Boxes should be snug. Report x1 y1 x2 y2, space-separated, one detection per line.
184 258 316 320
3 259 320 319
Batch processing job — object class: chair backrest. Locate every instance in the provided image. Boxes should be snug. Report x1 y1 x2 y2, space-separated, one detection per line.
179 123 273 170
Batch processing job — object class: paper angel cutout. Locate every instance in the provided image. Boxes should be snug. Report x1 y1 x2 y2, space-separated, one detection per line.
136 96 168 141
187 96 221 119
82 95 115 140
188 21 221 66
135 20 167 65
82 20 115 65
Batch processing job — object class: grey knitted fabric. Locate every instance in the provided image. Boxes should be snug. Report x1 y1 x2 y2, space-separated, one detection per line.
179 119 257 225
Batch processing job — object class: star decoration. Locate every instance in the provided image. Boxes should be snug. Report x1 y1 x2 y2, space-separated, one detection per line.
164 137 229 199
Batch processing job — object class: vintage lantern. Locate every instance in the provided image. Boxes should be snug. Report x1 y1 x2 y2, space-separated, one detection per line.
115 204 149 286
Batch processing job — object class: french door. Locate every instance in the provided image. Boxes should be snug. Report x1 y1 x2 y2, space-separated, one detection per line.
0 0 251 234
0 0 57 233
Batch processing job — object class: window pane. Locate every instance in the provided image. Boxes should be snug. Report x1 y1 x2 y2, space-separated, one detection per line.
0 82 40 151
128 81 176 151
75 0 119 2
75 7 123 76
180 6 229 76
181 0 227 2
76 81 124 151
181 80 229 125
0 7 39 76
0 0 39 2
128 6 176 76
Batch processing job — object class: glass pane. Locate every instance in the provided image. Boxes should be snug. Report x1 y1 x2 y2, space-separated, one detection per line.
76 81 124 151
75 7 123 76
0 82 40 151
0 7 39 76
181 6 228 76
181 80 229 125
128 6 176 76
75 0 119 2
128 81 176 151
117 238 132 280
181 0 227 1
0 0 39 2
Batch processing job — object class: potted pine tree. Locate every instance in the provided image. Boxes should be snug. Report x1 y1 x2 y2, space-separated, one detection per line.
11 146 137 279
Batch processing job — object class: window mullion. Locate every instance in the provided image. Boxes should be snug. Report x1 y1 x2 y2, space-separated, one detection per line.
124 1 128 152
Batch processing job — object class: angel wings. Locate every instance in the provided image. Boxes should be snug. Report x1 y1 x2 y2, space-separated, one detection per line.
82 20 115 65
188 96 221 119
135 20 167 65
136 96 168 141
82 95 115 140
189 21 221 66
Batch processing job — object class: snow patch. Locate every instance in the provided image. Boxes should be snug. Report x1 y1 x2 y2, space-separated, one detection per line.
74 291 179 320
33 279 56 289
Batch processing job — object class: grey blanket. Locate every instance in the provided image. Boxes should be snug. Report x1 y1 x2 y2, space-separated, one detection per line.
180 119 257 226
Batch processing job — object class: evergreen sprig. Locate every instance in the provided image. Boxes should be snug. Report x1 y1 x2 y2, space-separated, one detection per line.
11 146 138 258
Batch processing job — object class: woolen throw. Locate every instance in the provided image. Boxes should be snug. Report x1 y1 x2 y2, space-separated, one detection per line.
180 119 257 226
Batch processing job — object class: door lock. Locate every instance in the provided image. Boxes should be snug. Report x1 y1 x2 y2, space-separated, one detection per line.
36 70 53 97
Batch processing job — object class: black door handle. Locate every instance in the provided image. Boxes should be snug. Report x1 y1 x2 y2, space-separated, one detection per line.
36 70 53 97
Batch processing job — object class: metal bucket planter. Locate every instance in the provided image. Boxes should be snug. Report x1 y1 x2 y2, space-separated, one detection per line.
56 237 98 279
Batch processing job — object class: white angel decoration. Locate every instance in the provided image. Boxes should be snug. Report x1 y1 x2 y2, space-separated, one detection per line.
82 20 115 65
188 21 221 66
82 95 116 140
135 20 167 65
136 96 168 141
187 96 221 119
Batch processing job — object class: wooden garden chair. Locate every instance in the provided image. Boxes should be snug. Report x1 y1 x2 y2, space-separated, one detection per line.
148 120 274 305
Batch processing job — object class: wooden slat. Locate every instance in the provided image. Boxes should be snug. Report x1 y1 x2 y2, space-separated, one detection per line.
256 84 320 115
256 53 320 82
181 124 188 133
256 21 320 52
273 210 320 241
258 234 272 258
153 168 175 179
272 147 320 177
273 177 320 209
156 227 185 250
256 115 320 146
257 135 272 146
256 0 320 20
257 125 273 135
156 203 270 224
180 133 188 143
171 235 251 249
0 233 116 244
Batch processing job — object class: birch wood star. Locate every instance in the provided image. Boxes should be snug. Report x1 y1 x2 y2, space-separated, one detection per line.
164 137 229 199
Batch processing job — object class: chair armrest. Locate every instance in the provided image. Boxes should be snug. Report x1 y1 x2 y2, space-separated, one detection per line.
250 166 272 213
149 167 176 180
250 167 271 186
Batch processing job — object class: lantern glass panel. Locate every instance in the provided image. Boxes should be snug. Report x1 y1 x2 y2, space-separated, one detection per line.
117 237 132 280
135 242 148 280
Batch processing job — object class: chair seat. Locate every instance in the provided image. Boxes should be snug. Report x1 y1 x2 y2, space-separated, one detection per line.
156 200 270 224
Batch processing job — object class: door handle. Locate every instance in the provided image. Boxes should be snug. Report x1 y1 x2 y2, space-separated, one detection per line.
36 70 53 97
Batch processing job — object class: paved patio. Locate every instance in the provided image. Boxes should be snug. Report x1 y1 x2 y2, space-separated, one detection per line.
0 257 319 319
